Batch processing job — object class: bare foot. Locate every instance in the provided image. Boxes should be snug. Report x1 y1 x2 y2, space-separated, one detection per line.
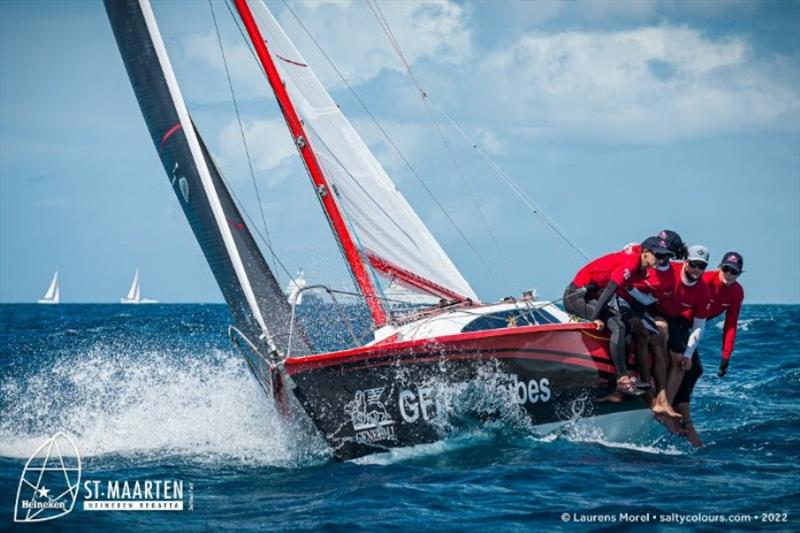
684 423 704 447
652 398 682 419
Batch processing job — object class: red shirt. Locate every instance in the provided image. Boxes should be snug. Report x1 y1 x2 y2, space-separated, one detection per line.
622 263 676 305
657 263 710 321
572 245 647 293
703 270 745 360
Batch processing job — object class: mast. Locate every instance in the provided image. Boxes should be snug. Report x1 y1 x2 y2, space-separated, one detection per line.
232 0 387 327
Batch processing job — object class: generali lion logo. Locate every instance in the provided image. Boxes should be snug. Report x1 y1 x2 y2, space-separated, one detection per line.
345 388 394 431
344 387 397 444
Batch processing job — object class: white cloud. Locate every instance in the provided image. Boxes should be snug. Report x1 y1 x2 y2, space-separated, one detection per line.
468 25 799 143
274 0 472 87
217 118 297 179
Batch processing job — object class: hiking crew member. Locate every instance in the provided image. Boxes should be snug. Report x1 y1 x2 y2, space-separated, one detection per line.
703 252 745 378
660 245 711 447
564 237 669 395
622 230 686 419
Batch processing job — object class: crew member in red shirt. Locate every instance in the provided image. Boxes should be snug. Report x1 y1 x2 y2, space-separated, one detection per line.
703 251 745 377
622 230 686 419
563 237 668 395
662 245 711 447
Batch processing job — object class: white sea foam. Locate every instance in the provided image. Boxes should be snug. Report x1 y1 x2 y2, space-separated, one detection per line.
715 318 758 331
0 344 329 467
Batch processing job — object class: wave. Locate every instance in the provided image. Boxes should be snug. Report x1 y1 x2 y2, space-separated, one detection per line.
0 343 329 467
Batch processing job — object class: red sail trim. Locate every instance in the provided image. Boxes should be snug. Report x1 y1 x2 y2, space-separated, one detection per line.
233 0 387 327
159 122 182 152
366 251 473 303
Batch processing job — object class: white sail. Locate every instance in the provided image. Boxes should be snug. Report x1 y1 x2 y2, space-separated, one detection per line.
127 269 140 301
384 279 440 307
38 272 60 304
121 268 157 304
249 1 478 302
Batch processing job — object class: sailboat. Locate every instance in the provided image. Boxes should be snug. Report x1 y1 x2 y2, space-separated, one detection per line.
37 272 60 304
105 0 649 460
120 268 157 304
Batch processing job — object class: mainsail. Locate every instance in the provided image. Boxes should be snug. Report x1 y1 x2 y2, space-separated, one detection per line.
105 0 310 355
244 0 478 304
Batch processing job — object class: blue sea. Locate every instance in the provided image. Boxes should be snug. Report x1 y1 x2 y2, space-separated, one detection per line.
1 303 798 531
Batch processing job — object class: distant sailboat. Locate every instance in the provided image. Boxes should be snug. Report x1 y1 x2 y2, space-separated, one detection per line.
37 272 60 304
120 268 157 304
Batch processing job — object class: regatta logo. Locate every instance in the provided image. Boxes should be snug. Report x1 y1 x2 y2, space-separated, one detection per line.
83 479 187 511
345 387 396 443
14 432 81 523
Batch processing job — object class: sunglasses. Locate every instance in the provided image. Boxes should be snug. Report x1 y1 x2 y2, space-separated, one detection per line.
655 253 672 261
721 266 741 276
688 261 708 270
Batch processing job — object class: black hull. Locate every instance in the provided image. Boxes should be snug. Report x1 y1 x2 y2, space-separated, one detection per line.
282 325 648 460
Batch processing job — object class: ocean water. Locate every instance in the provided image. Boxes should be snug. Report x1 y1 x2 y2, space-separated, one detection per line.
0 303 798 531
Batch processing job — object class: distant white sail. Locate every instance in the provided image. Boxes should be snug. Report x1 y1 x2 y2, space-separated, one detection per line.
121 268 157 304
37 272 60 304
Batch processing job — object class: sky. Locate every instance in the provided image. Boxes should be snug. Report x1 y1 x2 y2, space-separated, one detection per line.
1 0 798 304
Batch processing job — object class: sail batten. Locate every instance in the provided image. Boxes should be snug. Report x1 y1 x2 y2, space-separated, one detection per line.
246 0 478 303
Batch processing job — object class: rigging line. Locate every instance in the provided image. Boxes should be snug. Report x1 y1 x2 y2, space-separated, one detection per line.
223 0 306 139
365 0 520 288
223 0 373 304
214 157 296 284
436 106 589 261
366 0 587 264
279 0 489 270
209 0 280 276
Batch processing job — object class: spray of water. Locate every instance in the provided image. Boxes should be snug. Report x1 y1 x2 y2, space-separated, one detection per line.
0 342 330 467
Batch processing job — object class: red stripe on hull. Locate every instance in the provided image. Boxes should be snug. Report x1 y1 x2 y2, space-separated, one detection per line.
345 351 616 375
285 322 611 375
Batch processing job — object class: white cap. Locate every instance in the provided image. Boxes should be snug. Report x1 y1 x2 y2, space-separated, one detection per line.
687 245 710 264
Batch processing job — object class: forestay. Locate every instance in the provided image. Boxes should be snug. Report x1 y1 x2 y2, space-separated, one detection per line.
248 0 478 303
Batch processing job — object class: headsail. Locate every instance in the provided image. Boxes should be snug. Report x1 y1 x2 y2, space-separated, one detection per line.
105 0 310 355
245 0 478 303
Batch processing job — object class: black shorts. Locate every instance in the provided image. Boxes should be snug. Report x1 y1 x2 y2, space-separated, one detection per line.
674 349 703 405
667 316 691 354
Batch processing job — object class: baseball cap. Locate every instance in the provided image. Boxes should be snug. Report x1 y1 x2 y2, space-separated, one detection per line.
658 229 687 260
641 236 673 257
686 245 710 265
719 251 743 274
